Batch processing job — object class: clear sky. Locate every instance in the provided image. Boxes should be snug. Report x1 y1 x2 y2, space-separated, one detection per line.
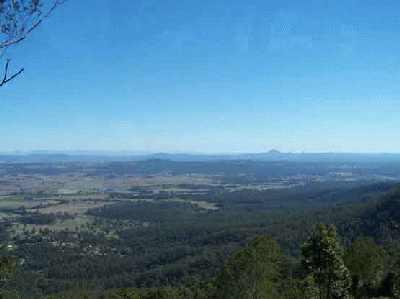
0 0 399 153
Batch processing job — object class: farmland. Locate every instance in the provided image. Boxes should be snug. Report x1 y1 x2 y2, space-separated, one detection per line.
1 158 400 297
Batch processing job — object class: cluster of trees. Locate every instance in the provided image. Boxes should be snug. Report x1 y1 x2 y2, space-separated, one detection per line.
212 225 400 299
0 183 399 297
4 224 400 298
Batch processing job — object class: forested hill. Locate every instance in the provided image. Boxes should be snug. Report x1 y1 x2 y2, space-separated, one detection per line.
308 184 400 245
357 186 400 241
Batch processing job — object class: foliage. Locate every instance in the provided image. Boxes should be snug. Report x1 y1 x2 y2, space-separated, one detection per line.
301 224 352 299
0 256 16 282
0 255 18 298
214 235 282 299
1 170 400 298
344 238 386 298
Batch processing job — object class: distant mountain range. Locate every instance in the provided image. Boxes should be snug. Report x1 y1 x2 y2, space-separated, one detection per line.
1 150 400 163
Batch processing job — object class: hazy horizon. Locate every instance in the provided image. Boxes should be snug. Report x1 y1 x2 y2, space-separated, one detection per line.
2 149 400 155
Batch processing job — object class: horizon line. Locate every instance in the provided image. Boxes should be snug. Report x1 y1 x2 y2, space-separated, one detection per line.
1 150 400 156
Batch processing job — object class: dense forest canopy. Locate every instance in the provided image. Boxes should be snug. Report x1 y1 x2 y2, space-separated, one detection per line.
1 160 400 298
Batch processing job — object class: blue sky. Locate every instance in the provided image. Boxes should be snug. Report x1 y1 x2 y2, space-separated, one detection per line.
0 0 400 153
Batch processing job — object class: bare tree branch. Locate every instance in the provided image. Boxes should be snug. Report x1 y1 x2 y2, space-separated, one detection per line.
0 59 24 87
0 0 65 87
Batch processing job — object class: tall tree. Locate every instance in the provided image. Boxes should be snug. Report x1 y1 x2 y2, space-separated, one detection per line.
0 255 17 298
214 235 282 299
385 258 400 299
344 238 386 298
301 224 351 299
0 0 64 87
0 256 16 282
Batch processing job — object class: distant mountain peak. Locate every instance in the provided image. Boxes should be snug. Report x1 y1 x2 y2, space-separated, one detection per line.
267 149 282 155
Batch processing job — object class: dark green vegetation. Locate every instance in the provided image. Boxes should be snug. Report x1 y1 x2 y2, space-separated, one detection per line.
1 160 400 298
